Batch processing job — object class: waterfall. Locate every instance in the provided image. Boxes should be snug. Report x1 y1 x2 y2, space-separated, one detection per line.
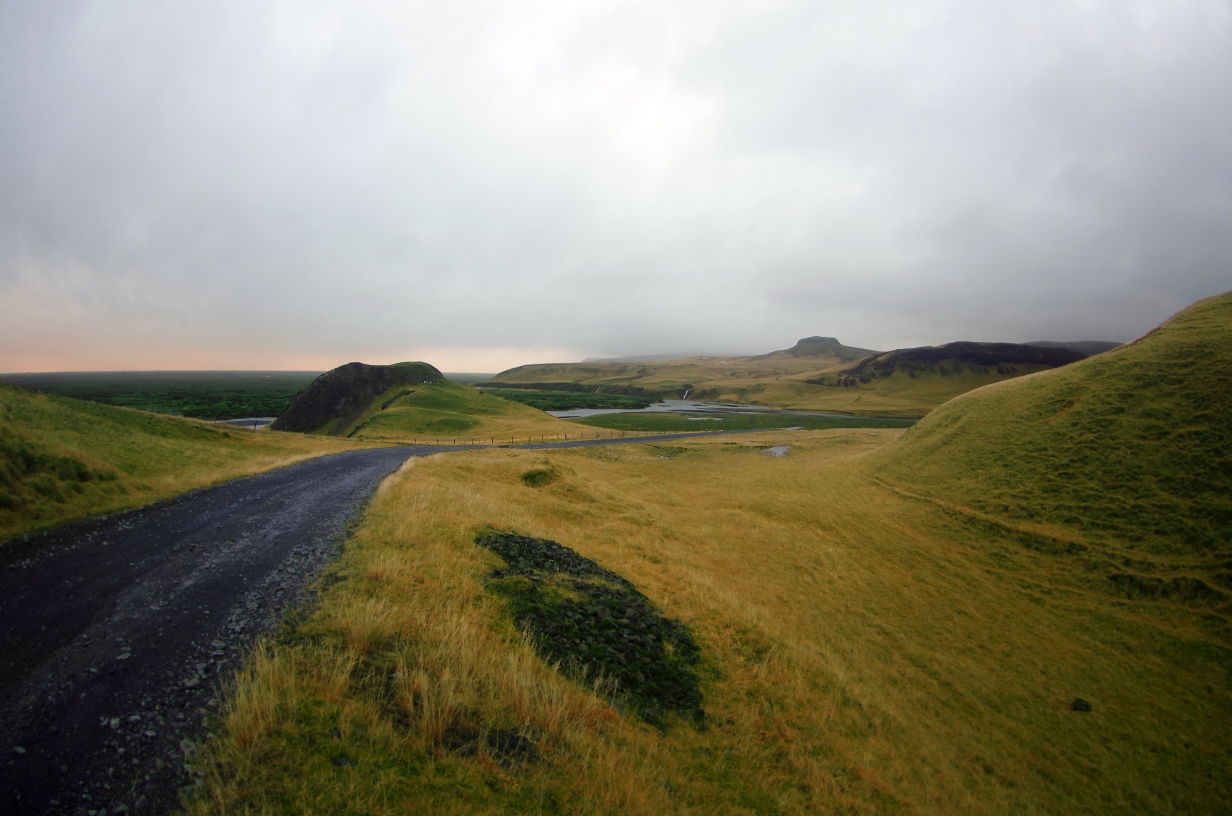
682 387 691 399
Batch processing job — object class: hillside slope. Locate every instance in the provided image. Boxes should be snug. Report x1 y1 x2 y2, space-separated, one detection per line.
875 291 1232 561
0 383 363 542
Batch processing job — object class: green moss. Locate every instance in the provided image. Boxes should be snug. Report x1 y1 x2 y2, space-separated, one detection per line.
476 530 704 726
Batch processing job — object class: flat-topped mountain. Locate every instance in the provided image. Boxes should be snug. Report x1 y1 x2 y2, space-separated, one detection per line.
757 336 879 362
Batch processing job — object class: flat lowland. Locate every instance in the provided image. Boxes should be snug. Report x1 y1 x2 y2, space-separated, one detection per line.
0 382 372 542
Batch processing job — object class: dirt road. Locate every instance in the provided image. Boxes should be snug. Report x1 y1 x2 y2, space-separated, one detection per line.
0 432 762 814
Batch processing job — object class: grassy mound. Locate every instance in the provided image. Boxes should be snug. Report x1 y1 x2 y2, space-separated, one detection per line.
478 530 704 725
875 291 1232 557
0 383 363 543
347 379 576 441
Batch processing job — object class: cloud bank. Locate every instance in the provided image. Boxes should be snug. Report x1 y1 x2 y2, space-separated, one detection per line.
2 1 1229 371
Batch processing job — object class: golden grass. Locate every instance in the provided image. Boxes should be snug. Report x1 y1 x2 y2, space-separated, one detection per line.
0 383 375 542
189 429 1229 814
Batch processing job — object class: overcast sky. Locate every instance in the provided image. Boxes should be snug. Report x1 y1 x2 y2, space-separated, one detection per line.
2 1 1229 373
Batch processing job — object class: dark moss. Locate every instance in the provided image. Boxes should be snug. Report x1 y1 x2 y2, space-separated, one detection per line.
520 467 559 487
476 530 704 726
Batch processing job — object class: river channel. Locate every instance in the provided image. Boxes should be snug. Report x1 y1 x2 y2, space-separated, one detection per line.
548 399 907 421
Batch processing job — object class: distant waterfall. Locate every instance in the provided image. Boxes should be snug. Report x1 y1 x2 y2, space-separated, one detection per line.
681 387 691 399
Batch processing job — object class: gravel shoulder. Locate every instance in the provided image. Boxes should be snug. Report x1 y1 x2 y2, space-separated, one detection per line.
0 446 443 815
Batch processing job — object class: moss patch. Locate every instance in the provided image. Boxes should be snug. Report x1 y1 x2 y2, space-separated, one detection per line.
476 530 703 726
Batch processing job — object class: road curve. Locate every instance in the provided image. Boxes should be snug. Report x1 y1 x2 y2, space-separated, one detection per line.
0 431 767 814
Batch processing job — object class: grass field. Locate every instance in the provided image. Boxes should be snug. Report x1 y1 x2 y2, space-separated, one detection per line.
0 382 371 543
0 370 320 419
570 411 916 433
187 430 1229 814
186 293 1232 814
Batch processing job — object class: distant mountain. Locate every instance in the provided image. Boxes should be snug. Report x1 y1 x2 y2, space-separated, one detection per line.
1026 340 1122 356
755 336 879 362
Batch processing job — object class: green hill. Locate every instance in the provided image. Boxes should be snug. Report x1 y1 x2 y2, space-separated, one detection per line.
875 291 1232 600
0 383 363 543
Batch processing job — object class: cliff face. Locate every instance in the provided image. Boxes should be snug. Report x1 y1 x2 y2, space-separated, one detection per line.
840 342 1084 382
270 361 444 434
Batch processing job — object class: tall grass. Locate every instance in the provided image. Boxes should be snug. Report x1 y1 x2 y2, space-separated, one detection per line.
190 429 1229 814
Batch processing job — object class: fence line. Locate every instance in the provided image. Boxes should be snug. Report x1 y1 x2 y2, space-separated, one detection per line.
409 428 712 447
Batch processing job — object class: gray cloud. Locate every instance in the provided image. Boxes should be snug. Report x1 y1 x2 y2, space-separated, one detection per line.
2 0 1229 371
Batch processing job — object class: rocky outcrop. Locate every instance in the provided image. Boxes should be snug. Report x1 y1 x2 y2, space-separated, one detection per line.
271 361 443 434
824 342 1084 386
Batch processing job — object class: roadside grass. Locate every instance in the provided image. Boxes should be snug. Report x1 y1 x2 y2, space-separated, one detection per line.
569 412 916 433
0 383 372 543
345 380 583 442
189 430 1229 814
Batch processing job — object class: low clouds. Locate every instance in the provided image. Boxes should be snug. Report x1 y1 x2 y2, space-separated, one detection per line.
2 1 1229 371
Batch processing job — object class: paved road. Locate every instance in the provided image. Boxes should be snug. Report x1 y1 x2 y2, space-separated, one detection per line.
0 431 765 814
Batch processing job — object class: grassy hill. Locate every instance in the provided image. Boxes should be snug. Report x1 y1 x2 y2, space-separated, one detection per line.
346 379 580 442
874 292 1232 558
0 383 367 543
187 296 1230 815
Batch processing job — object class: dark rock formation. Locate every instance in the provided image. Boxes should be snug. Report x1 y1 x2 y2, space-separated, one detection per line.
270 361 443 434
817 341 1085 386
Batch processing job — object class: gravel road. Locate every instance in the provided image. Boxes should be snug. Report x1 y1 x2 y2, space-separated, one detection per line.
0 431 765 814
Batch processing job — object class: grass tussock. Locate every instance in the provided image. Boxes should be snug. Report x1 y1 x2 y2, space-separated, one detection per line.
0 382 371 543
190 428 1230 814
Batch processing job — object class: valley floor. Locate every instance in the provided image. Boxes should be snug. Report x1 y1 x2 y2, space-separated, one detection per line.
188 429 1230 814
